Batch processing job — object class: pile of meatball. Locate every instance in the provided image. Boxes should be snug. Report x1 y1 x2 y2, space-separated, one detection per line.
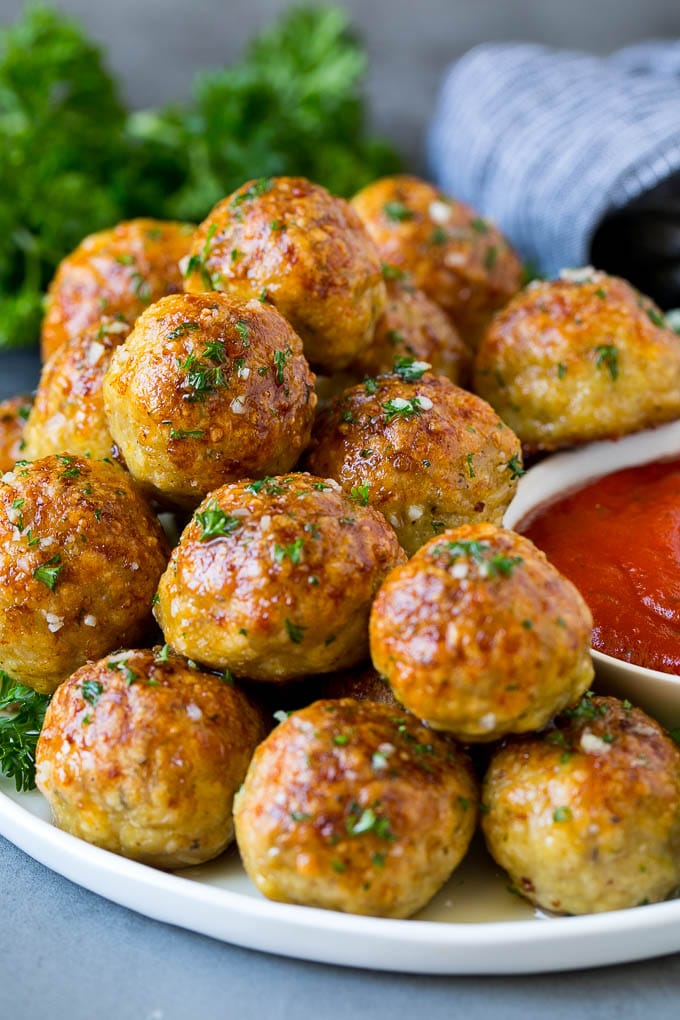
2 173 680 920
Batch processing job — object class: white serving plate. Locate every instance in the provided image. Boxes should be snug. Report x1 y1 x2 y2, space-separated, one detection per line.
2 420 680 974
504 418 680 729
2 777 680 974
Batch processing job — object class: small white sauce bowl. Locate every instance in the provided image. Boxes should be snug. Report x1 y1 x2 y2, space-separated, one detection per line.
503 420 680 729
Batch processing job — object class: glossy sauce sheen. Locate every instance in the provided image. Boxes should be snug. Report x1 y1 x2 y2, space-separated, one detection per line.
520 458 680 673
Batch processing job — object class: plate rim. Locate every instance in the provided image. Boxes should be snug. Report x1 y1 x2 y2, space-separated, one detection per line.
2 783 680 975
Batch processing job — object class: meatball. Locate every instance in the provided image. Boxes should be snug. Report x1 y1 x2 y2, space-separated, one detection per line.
0 395 32 471
23 319 130 462
234 698 478 917
184 176 386 373
305 372 522 556
474 269 680 453
370 523 594 741
103 293 316 508
351 175 522 349
36 648 265 868
482 695 680 914
349 277 471 384
155 474 405 682
41 218 193 361
0 456 169 694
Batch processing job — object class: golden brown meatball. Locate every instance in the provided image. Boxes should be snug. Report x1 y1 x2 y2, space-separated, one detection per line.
370 523 594 741
474 269 680 453
24 319 130 462
305 372 522 556
0 456 169 694
234 698 478 917
351 175 522 349
348 277 471 385
36 648 265 868
103 293 316 508
41 218 193 361
155 474 405 682
482 696 680 914
184 176 386 373
0 395 32 471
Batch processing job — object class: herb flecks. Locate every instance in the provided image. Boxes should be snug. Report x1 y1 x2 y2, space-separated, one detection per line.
431 539 523 579
195 499 241 541
595 344 619 381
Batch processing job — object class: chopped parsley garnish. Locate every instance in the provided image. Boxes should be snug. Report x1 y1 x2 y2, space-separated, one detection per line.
245 477 285 495
231 247 243 262
393 355 430 382
166 321 200 339
107 659 139 686
350 484 370 506
466 453 475 478
184 224 218 289
163 422 205 440
82 679 103 706
595 344 619 381
284 619 306 643
382 396 424 421
557 362 567 380
235 320 250 345
274 538 304 564
290 811 312 822
384 201 414 222
273 347 292 383
380 263 405 281
646 306 666 328
230 177 272 207
429 226 447 245
346 804 394 840
178 341 228 402
312 482 330 491
471 217 488 234
506 455 525 480
194 499 241 541
553 806 572 823
155 644 171 663
333 733 349 746
563 691 608 721
484 245 498 271
431 539 523 578
364 377 378 395
595 287 607 299
33 554 64 591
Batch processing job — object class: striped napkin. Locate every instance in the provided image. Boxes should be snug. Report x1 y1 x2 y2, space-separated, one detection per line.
428 41 680 278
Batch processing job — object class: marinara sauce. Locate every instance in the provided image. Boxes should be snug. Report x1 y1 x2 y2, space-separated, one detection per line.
520 458 680 673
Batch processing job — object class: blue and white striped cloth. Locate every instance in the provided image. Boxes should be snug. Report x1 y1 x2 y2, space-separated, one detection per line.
428 41 680 276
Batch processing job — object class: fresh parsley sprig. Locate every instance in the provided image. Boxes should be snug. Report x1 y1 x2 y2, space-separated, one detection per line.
0 670 51 792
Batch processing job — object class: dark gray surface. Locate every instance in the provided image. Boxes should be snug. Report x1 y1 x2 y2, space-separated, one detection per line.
1 833 680 1020
3 1 680 1014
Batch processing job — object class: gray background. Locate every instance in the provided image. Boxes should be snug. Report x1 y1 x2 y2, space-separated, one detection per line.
3 1 680 1016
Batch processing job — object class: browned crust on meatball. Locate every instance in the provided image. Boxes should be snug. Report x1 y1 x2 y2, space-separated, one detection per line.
352 175 522 349
0 456 169 693
482 696 680 913
474 271 680 453
102 292 317 508
24 319 130 462
36 648 266 868
370 522 594 741
348 278 471 385
155 473 406 682
184 176 386 373
234 698 478 917
0 395 32 472
305 373 522 555
41 218 194 361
